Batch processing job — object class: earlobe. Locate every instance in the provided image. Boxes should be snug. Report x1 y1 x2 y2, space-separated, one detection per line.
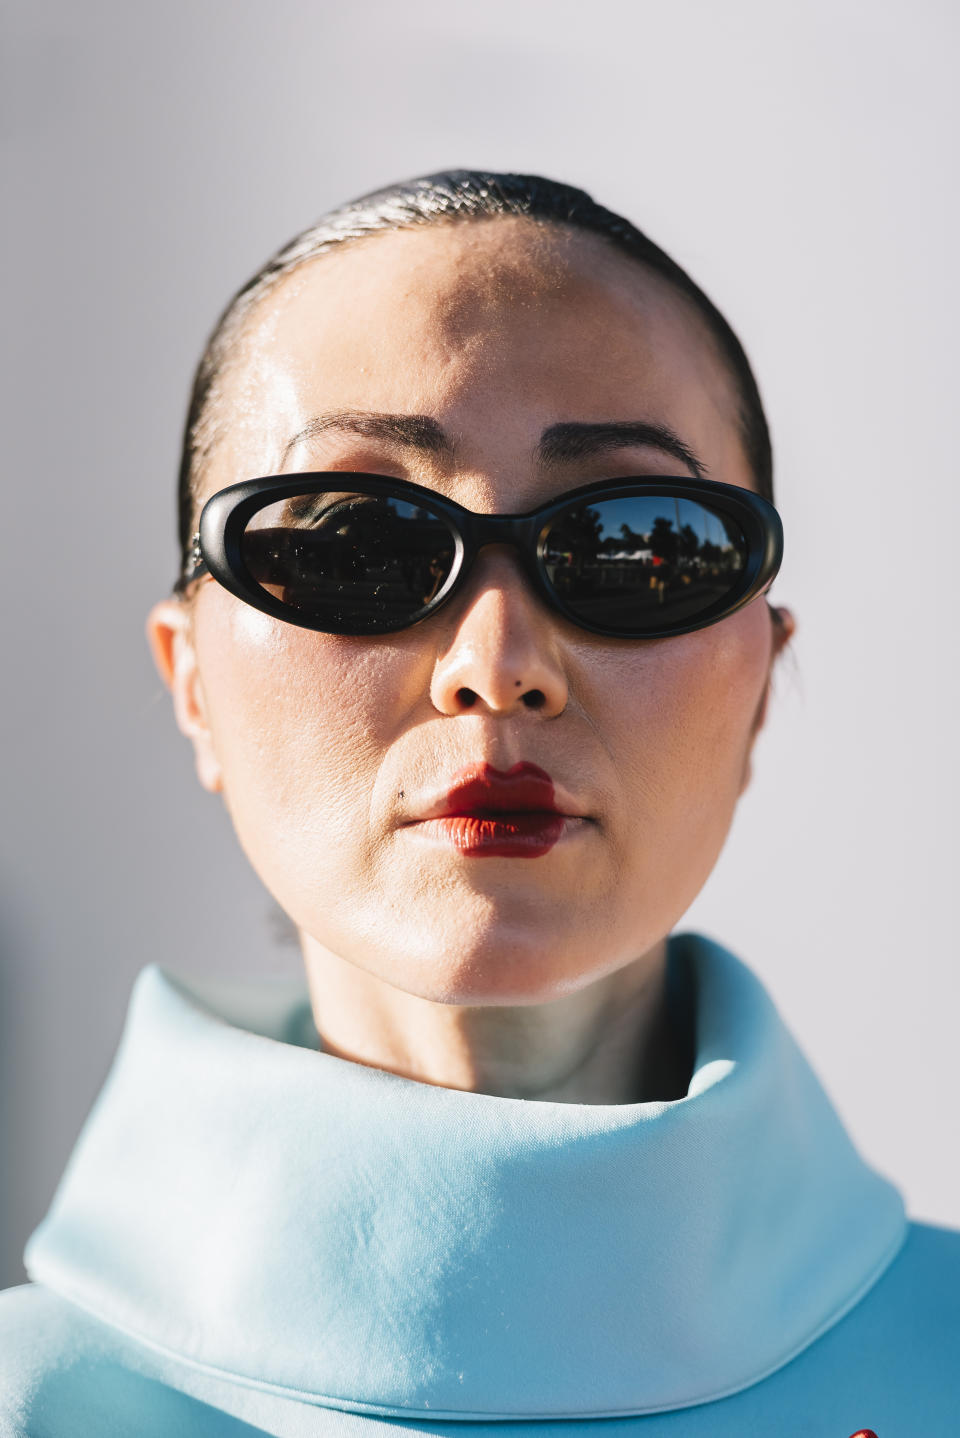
146 599 224 794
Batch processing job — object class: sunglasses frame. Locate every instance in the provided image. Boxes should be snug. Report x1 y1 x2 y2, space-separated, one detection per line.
180 472 783 640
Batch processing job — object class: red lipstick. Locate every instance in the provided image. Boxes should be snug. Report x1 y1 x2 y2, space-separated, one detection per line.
434 762 566 857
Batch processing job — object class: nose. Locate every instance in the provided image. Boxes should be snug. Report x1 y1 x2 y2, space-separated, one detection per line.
429 548 569 718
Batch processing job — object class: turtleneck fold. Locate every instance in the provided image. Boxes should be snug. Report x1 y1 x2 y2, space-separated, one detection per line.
23 933 906 1420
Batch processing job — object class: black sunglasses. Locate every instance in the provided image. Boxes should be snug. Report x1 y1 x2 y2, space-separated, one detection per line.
176 472 783 640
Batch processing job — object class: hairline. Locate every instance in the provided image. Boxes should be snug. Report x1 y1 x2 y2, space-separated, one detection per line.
183 216 756 544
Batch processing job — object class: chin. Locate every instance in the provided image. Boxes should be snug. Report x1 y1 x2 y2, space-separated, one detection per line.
383 923 618 1007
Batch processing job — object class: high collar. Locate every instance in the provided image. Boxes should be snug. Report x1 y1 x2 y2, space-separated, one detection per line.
24 934 905 1421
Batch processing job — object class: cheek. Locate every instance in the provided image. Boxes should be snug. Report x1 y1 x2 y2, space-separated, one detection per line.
597 603 773 846
193 601 421 878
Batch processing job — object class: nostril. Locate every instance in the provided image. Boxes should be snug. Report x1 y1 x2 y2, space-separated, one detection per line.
521 689 546 710
456 687 478 709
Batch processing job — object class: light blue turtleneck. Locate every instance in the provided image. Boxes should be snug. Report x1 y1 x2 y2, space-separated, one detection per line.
1 934 957 1436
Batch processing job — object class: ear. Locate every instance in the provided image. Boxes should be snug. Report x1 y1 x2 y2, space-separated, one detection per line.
738 603 796 796
146 598 224 793
768 603 796 663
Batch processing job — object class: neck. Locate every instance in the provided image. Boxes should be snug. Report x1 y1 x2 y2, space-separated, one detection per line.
299 936 691 1104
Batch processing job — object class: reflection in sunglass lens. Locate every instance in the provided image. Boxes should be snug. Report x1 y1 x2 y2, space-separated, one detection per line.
241 492 457 632
542 495 747 632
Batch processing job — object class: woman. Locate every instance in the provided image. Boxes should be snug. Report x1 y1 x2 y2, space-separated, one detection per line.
1 172 955 1436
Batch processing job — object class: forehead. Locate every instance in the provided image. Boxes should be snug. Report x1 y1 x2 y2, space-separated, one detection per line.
201 218 748 504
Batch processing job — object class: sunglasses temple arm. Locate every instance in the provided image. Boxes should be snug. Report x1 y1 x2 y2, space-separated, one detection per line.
173 533 209 596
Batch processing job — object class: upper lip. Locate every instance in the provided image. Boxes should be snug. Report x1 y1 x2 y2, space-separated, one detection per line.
410 762 586 821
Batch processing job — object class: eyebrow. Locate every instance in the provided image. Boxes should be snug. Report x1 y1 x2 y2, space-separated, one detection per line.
281 411 706 477
281 411 451 465
536 421 707 476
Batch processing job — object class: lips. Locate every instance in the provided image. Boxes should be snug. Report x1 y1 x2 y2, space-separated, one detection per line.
423 762 570 858
441 762 560 817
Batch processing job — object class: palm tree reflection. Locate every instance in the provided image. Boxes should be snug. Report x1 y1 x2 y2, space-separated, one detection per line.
545 500 745 622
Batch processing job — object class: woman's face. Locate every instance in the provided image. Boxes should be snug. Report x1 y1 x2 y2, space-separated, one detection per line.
150 219 790 1005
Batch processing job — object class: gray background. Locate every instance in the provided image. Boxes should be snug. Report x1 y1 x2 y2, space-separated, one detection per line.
2 0 957 1289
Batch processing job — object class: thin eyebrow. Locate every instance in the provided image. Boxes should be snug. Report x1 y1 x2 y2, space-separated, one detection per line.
280 411 452 466
536 421 708 477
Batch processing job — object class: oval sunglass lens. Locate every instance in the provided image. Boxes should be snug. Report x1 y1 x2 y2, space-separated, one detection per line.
543 494 748 632
241 491 457 632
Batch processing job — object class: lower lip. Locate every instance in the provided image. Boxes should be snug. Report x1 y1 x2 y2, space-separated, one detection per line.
428 812 570 857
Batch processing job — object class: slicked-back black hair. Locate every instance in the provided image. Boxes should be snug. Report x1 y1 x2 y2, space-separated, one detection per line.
176 170 773 588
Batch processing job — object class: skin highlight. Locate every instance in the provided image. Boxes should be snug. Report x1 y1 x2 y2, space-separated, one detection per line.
148 217 795 1104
